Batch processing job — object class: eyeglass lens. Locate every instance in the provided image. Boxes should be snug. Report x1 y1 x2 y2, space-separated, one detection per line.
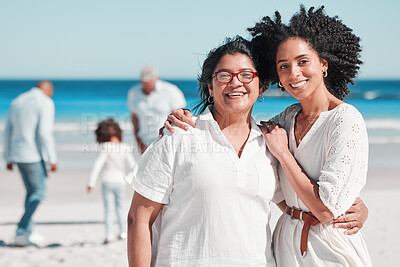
216 71 255 83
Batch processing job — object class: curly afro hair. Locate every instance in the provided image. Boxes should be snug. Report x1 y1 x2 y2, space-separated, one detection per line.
248 5 362 100
95 118 122 143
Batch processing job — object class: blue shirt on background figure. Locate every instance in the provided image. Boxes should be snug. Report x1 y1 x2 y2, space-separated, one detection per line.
3 80 57 247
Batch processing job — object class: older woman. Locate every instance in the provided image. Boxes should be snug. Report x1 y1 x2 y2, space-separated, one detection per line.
126 37 279 266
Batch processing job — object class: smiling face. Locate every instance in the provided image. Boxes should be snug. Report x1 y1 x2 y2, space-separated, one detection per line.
209 53 261 118
276 37 328 101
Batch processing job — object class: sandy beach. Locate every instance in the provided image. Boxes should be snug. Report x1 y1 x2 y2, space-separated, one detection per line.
1 143 399 267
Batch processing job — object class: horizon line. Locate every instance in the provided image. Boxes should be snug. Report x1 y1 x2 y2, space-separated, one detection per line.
0 77 400 81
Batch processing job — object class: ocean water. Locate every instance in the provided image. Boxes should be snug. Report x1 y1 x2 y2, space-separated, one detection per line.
1 79 400 150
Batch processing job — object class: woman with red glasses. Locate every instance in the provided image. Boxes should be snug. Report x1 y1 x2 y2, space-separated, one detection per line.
126 36 280 266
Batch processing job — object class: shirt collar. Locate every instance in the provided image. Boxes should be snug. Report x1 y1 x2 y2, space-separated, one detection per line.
198 105 214 121
249 117 263 138
199 106 263 139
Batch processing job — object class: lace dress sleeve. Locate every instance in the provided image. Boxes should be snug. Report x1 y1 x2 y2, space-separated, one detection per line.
318 105 369 218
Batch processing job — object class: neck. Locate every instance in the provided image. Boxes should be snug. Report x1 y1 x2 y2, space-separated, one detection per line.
211 106 252 133
211 106 252 158
110 136 121 143
299 88 333 116
38 88 52 98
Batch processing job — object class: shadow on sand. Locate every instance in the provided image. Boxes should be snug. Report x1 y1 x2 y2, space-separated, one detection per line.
0 240 63 248
0 220 105 248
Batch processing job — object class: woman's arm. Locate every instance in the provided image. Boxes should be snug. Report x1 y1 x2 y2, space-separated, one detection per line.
261 106 369 226
262 122 369 232
261 123 334 222
276 200 287 213
127 192 163 267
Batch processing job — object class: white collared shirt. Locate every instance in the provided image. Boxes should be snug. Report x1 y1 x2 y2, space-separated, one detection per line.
3 88 57 164
127 80 186 146
125 107 280 267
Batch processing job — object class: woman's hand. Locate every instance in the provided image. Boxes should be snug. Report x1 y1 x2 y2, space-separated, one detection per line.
159 108 195 137
331 197 368 235
260 121 290 161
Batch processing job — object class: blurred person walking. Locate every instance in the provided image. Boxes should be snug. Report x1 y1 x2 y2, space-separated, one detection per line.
127 66 186 154
3 80 57 247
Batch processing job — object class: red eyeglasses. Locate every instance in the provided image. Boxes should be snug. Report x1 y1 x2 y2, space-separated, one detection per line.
212 71 258 84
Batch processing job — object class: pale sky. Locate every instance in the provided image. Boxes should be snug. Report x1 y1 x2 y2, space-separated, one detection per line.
0 0 399 79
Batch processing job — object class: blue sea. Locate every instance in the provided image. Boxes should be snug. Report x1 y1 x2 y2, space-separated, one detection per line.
1 79 400 150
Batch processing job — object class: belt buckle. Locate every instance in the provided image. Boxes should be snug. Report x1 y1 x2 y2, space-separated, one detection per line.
291 206 303 220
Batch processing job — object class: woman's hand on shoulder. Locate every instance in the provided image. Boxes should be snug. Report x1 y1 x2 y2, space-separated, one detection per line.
159 108 195 137
259 121 290 161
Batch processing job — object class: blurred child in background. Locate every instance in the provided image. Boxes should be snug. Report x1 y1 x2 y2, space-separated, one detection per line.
87 118 135 244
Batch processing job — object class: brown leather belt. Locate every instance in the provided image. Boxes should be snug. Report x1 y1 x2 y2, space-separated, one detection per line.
285 206 320 257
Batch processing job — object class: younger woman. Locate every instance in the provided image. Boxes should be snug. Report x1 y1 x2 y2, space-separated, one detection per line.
249 5 372 266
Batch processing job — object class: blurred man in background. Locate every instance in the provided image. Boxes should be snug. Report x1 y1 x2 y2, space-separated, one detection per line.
127 66 186 154
4 80 57 247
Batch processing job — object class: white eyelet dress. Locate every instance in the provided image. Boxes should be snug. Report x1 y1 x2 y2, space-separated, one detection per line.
271 103 373 267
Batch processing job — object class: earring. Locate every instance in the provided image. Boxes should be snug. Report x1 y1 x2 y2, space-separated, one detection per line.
208 95 214 103
278 81 285 91
257 95 264 103
322 70 328 77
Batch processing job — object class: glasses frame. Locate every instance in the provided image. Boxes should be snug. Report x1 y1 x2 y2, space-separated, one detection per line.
212 71 258 84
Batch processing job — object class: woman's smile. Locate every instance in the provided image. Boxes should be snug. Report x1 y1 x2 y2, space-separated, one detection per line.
225 91 248 98
289 80 307 89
